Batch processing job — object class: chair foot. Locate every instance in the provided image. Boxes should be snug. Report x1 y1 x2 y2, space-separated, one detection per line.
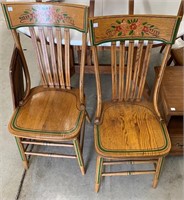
23 160 29 170
80 166 85 175
95 183 100 193
152 179 158 188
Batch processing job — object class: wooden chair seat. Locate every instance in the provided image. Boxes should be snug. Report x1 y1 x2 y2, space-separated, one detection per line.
9 87 85 140
95 102 171 158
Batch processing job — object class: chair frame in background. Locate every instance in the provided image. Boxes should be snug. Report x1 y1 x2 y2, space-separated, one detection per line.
2 2 89 175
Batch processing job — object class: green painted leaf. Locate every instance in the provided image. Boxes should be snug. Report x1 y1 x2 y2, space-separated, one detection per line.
142 22 147 25
111 26 116 28
118 32 122 36
129 30 134 35
127 20 131 24
150 25 154 28
141 32 144 36
116 20 121 24
24 11 29 14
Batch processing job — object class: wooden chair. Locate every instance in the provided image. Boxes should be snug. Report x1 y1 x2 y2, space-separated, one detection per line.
2 2 89 175
89 15 181 192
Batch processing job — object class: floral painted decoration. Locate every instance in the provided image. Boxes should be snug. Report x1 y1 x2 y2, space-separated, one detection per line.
106 18 160 38
19 6 74 25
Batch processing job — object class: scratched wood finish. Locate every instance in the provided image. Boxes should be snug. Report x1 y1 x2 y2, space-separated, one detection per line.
89 14 181 192
2 2 88 175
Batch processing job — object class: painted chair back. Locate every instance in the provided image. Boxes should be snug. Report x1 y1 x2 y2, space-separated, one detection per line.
89 15 181 120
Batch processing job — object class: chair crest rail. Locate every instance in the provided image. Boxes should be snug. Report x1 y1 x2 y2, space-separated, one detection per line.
2 2 88 33
89 15 181 45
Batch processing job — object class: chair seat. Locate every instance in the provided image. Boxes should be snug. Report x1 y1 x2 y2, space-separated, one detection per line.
9 87 85 140
94 102 171 158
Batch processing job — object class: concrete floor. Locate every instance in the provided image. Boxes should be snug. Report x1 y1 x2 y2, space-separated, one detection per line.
0 6 184 200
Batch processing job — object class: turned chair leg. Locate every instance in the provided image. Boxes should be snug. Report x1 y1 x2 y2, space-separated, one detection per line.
15 137 29 170
152 157 164 188
73 139 85 175
95 156 104 192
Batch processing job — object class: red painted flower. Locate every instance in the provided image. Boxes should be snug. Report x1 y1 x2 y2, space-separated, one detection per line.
116 26 122 32
130 23 137 30
142 26 149 33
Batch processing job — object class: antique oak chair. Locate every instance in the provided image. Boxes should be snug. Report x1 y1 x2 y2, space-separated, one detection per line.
2 2 89 175
89 15 181 191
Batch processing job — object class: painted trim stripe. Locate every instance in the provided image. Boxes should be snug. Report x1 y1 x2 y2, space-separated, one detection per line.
11 108 83 135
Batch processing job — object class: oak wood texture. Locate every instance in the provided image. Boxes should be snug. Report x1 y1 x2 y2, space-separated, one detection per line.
2 2 89 175
155 66 184 155
89 15 181 192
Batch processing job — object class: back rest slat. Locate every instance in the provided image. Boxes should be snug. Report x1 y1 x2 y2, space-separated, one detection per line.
64 28 71 89
119 41 125 101
136 41 153 100
55 28 65 89
131 41 144 100
29 27 48 86
38 27 54 87
111 42 117 100
47 27 59 88
125 41 134 101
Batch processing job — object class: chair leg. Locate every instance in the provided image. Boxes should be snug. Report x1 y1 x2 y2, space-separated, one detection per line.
152 157 164 188
79 120 86 154
95 156 104 193
73 139 85 175
15 137 29 170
